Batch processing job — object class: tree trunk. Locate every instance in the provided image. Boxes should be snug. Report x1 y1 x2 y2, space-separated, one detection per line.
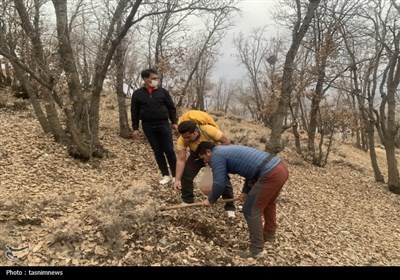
365 45 384 183
14 0 66 142
315 123 324 166
89 0 141 157
52 0 91 157
386 86 400 194
42 88 67 142
308 52 327 164
386 140 400 193
384 33 400 194
266 0 320 154
13 65 52 133
367 119 385 183
0 63 6 86
114 35 131 139
63 107 92 159
307 93 321 162
322 129 334 167
289 103 302 155
4 61 12 86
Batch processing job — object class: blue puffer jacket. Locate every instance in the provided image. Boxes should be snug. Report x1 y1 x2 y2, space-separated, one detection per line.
208 145 280 202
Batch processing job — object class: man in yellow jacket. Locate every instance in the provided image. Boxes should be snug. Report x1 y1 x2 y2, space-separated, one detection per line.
172 120 236 217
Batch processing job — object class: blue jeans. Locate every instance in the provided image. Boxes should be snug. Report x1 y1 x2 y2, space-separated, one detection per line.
142 122 176 177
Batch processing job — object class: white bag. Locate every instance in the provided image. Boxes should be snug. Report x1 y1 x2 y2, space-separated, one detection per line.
194 165 213 195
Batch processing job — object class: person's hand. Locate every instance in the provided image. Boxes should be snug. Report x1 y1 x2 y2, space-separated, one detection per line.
173 180 181 191
132 130 142 139
172 124 179 136
202 198 212 206
240 192 248 203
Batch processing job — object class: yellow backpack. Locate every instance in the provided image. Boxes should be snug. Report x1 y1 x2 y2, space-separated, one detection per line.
178 110 219 129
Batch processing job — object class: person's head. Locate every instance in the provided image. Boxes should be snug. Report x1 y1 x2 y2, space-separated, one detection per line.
141 68 159 88
178 120 200 141
196 141 216 163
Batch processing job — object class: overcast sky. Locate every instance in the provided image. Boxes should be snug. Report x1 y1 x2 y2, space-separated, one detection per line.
212 0 280 81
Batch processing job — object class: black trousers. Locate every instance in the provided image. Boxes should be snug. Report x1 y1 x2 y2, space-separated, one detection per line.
181 154 235 211
142 122 176 177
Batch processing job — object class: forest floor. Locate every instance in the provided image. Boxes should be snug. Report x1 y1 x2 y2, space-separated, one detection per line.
0 91 399 267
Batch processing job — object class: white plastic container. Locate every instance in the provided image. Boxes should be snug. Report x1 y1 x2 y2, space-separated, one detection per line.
194 165 213 195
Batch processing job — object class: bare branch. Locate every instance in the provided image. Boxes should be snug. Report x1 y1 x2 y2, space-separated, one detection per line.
0 49 52 89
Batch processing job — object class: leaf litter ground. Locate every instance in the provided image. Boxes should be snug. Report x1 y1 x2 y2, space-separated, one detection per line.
0 93 399 266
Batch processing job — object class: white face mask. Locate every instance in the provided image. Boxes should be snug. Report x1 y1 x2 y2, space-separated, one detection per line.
149 80 159 88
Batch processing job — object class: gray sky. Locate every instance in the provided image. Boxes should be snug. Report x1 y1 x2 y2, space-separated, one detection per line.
212 0 279 81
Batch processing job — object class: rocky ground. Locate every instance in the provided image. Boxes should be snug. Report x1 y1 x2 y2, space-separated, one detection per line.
0 91 399 267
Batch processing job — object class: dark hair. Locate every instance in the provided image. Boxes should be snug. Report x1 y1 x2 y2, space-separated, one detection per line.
178 120 197 134
196 141 216 155
141 68 158 79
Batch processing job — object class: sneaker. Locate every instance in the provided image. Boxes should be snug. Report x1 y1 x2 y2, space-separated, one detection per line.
239 250 265 259
159 176 172 185
263 232 276 242
226 210 236 218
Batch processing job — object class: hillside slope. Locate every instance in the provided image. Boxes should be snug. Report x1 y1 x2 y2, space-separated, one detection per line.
0 93 399 266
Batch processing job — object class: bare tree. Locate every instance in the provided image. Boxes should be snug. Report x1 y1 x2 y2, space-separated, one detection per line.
288 47 315 155
2 0 240 160
339 11 385 183
12 0 66 141
0 16 51 131
191 50 216 110
176 2 238 107
266 0 320 154
113 19 131 139
119 0 238 134
305 0 360 165
233 27 277 124
209 78 235 113
379 0 400 194
233 83 259 120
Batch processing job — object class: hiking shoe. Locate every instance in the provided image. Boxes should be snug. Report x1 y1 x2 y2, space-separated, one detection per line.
239 250 265 259
263 232 276 242
159 176 172 185
226 210 236 218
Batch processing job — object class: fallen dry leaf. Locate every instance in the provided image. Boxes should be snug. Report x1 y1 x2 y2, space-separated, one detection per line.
0 91 399 266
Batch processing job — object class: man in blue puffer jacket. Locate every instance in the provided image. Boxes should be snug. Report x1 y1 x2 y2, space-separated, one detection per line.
196 141 289 259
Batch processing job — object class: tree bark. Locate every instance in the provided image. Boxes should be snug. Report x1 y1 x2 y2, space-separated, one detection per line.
289 103 302 155
13 64 51 133
114 27 131 139
384 31 400 194
52 0 91 157
367 118 385 183
307 54 327 164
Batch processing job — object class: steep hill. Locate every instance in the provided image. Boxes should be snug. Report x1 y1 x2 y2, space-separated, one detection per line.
0 92 399 266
